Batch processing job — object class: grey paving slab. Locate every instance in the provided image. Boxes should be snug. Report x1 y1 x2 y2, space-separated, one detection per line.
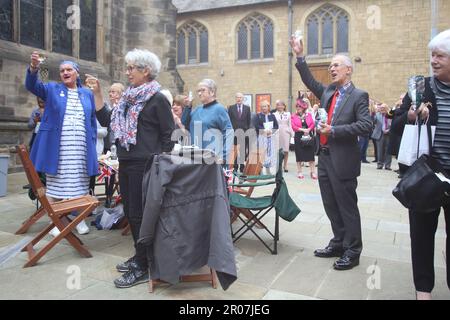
314 256 377 300
0 263 99 299
270 250 336 298
0 154 448 300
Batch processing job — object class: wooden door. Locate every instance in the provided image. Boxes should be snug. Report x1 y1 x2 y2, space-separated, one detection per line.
307 64 331 107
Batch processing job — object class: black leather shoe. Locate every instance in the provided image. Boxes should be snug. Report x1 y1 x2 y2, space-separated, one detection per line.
361 160 370 163
333 255 359 270
116 256 138 273
114 267 149 288
314 246 344 258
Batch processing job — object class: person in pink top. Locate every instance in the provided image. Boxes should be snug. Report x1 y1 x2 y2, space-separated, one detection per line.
291 98 317 179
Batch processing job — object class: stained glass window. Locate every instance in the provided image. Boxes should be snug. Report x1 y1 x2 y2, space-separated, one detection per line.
237 13 273 61
52 0 73 55
322 14 333 55
263 21 273 58
250 22 260 59
237 24 247 61
176 21 208 65
177 31 186 65
199 29 208 63
0 0 13 41
307 16 319 55
20 0 45 49
306 4 349 56
80 0 97 61
337 13 349 53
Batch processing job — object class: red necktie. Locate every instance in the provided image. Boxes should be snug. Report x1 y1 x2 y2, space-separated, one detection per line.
320 90 339 146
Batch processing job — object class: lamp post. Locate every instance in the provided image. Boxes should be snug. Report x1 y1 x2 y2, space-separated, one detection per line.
288 0 294 113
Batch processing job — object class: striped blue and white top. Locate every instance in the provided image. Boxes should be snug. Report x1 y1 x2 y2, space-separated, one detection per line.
46 88 90 199
431 78 450 170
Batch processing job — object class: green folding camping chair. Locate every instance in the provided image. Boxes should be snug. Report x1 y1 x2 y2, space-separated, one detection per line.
229 149 300 254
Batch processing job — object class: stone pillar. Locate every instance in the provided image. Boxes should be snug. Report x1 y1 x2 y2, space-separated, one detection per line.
123 0 183 93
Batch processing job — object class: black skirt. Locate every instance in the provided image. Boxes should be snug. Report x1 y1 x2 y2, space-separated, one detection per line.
294 132 315 162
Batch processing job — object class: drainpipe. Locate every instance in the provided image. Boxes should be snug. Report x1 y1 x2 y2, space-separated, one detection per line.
288 0 294 113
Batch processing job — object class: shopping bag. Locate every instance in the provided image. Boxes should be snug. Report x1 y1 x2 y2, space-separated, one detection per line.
397 122 435 166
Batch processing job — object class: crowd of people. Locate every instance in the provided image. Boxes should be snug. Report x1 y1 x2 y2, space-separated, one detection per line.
23 28 450 298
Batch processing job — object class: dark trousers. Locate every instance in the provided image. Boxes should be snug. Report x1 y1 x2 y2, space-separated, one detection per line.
119 160 148 269
318 153 363 258
233 136 249 173
371 138 378 161
375 133 392 169
358 136 369 162
409 205 450 292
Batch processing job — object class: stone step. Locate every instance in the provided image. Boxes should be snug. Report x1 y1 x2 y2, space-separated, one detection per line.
0 107 14 116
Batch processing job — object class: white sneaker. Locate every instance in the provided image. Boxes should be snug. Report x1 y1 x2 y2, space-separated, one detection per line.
76 220 90 235
49 226 61 237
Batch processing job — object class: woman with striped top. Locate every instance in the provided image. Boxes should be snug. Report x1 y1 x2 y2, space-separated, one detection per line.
393 29 450 300
26 53 98 235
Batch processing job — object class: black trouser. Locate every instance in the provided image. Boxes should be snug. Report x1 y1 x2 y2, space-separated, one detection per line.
409 205 450 292
119 160 148 269
318 152 363 258
233 136 249 173
104 173 116 205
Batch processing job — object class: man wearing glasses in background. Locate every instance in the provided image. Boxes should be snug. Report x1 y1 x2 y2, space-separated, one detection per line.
289 37 372 271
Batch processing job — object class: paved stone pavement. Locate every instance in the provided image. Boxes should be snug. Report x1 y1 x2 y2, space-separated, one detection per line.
0 154 448 300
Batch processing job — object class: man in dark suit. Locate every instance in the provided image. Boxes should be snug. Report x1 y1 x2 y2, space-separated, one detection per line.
228 92 251 172
290 37 372 270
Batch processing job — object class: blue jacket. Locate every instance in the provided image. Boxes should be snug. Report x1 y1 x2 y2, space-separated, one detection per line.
25 69 98 176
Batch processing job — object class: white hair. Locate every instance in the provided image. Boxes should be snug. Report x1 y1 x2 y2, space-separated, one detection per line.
125 49 162 80
428 29 450 56
160 89 173 106
198 79 217 97
334 54 353 68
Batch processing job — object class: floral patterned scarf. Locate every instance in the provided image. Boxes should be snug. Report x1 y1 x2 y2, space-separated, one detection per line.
111 80 161 151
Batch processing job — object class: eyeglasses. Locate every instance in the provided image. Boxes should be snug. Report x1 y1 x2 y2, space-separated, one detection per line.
126 65 141 73
197 88 208 94
328 63 345 71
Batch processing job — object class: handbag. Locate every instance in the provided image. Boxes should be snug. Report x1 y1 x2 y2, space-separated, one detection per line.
300 134 314 147
397 119 435 166
393 123 450 213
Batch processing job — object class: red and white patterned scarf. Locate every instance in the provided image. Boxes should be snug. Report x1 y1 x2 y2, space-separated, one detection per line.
111 81 161 151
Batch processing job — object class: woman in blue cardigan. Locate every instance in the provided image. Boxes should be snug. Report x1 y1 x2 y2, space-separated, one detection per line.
25 51 98 235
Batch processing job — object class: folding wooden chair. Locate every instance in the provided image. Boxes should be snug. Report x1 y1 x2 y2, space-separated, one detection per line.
229 149 266 228
16 145 99 268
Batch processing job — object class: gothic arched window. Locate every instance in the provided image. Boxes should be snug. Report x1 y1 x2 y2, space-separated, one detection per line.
306 4 349 56
177 21 209 65
237 13 274 61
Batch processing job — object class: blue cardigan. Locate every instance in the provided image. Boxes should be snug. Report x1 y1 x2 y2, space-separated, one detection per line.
25 69 98 176
189 101 234 162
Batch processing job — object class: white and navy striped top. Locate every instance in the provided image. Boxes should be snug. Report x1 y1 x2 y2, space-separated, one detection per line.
431 78 450 170
46 88 90 199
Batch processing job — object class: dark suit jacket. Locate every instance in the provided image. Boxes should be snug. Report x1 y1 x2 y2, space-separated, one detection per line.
255 113 279 135
296 60 372 180
228 104 251 132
